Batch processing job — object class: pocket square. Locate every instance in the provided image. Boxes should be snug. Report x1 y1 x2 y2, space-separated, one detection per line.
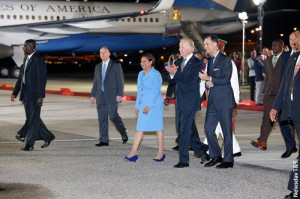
213 68 219 71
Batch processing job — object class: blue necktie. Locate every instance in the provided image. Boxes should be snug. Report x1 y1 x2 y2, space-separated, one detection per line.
101 63 107 92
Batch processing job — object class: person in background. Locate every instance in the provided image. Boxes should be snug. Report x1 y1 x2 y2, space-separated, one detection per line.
232 51 242 86
262 47 269 63
90 46 128 147
125 54 164 162
267 49 273 58
254 53 265 105
248 49 256 102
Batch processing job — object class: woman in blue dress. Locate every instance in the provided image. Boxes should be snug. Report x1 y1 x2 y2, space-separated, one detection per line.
125 54 165 162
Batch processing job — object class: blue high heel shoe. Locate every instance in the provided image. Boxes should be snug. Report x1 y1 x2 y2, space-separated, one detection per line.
154 154 166 162
124 155 138 162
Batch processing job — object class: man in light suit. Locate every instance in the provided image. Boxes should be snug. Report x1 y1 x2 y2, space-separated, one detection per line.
165 38 207 168
199 35 236 169
90 46 128 146
270 30 300 199
11 39 54 151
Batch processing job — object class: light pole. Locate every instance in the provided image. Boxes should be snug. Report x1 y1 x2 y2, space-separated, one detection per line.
238 12 248 85
253 0 267 53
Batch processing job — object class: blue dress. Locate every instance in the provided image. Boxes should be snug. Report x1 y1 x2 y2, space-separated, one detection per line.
135 67 164 131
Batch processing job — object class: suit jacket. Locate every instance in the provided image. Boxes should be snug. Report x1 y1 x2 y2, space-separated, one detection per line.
12 53 47 101
263 53 283 96
207 52 235 109
173 55 202 112
281 50 293 80
273 52 300 124
91 59 124 105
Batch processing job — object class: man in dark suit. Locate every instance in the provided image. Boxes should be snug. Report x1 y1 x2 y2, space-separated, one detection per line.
270 30 300 199
90 46 128 146
199 35 236 169
250 40 296 155
165 38 207 168
10 39 54 151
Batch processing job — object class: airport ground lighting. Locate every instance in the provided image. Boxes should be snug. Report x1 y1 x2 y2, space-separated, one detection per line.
253 0 267 53
238 12 248 85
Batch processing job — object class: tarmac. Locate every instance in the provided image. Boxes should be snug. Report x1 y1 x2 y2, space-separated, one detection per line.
0 76 297 199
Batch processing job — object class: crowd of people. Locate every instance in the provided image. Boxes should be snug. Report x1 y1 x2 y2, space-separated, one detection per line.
10 30 300 198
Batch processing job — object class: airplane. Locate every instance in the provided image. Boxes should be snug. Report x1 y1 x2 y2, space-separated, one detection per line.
0 0 253 78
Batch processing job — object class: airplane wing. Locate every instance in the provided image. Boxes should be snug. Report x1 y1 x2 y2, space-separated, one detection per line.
0 0 174 46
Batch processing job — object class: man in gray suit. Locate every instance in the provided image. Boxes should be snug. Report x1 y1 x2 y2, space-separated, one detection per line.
90 46 128 146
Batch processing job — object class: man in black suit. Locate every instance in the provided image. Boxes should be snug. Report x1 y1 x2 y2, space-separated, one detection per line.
11 39 54 151
270 30 300 199
165 38 207 168
90 46 128 146
199 35 236 169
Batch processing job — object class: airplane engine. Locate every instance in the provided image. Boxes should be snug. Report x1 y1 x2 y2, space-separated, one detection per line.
0 44 14 59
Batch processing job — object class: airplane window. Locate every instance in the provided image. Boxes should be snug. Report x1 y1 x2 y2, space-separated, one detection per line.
38 16 42 20
127 18 130 22
44 16 48 20
63 16 66 20
26 15 29 20
139 18 142 22
156 18 159 23
13 15 17 20
121 19 125 22
150 18 153 23
144 18 147 22
32 16 35 20
19 15 23 20
0 15 4 19
133 18 136 22
7 15 10 20
50 16 54 21
57 16 60 21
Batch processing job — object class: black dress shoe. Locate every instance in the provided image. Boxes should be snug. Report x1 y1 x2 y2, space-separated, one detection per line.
121 133 128 144
15 134 25 142
21 145 34 151
194 152 208 164
216 162 234 169
284 191 299 199
172 145 179 151
95 142 109 147
204 157 223 167
41 136 55 148
174 162 189 168
233 152 242 157
281 147 298 159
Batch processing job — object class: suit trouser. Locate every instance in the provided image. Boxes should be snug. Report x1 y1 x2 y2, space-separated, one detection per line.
287 122 300 194
97 93 126 143
259 95 275 143
177 109 206 163
205 105 234 162
23 95 41 147
249 76 256 101
280 120 296 150
166 77 176 98
203 122 241 154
